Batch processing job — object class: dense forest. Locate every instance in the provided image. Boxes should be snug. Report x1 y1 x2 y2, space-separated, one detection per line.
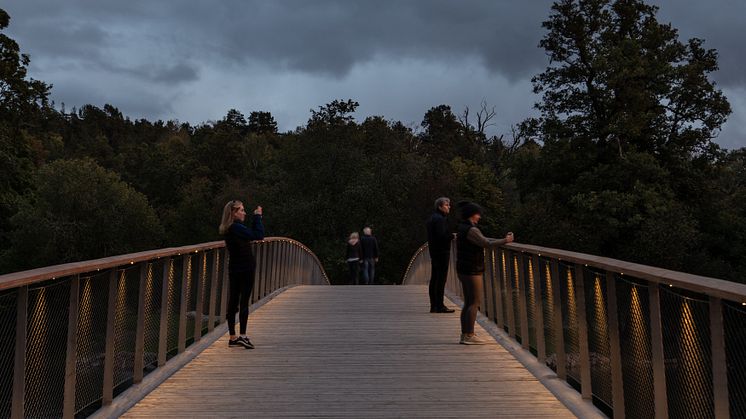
1 1 745 284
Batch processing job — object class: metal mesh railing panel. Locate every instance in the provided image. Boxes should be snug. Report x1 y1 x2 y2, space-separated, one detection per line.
143 261 163 372
74 272 109 413
113 267 139 388
526 256 537 350
184 255 197 345
540 258 556 370
616 277 655 419
511 254 522 342
166 258 181 359
560 263 580 383
724 301 746 417
584 268 612 410
0 290 18 418
25 279 70 418
661 287 714 419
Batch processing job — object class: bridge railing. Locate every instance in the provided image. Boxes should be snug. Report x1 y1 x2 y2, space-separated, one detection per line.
0 237 328 419
403 241 746 419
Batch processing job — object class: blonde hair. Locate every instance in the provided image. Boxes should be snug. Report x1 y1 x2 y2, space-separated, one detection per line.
349 232 359 241
219 200 243 234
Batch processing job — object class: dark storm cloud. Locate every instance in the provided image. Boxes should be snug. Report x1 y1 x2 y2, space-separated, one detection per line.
653 0 746 87
4 0 744 85
4 0 555 81
2 0 745 148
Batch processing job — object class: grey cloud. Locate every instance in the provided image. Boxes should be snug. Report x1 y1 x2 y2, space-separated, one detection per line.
5 0 744 87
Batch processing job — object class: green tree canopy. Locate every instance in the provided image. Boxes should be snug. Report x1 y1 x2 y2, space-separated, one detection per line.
2 159 164 271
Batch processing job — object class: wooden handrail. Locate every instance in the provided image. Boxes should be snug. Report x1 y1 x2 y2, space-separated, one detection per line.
0 237 326 291
504 242 746 303
403 241 746 302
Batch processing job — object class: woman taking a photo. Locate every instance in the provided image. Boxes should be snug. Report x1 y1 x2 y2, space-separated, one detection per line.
219 200 265 349
456 201 513 345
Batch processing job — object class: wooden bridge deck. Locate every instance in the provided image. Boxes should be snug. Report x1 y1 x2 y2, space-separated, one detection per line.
122 286 575 418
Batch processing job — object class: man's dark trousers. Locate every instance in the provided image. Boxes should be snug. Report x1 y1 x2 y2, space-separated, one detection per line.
429 253 450 310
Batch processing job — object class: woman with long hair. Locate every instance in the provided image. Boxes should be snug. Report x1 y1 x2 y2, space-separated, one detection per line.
219 199 264 349
345 232 362 284
455 201 513 345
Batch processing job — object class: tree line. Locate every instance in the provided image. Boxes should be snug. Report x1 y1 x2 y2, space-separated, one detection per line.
1 1 745 284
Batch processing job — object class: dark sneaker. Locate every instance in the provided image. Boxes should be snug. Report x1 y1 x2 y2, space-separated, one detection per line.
430 306 456 313
228 338 244 348
239 336 255 349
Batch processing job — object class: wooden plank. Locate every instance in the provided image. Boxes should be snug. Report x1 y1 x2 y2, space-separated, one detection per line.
123 286 575 418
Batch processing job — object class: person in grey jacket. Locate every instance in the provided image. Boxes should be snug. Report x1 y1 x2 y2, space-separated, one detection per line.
456 201 513 345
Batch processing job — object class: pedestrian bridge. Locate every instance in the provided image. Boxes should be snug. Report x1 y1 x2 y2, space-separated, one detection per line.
1 237 745 418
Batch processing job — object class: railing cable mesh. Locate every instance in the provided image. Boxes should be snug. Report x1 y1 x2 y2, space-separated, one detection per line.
0 290 18 418
661 287 714 419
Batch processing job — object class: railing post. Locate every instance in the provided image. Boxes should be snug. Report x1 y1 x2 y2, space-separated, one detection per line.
134 263 147 383
193 253 205 342
63 275 80 418
574 265 592 400
551 259 567 380
272 241 280 293
648 283 669 419
158 258 171 366
178 257 189 354
518 253 530 350
710 296 729 419
253 243 262 302
208 249 219 333
482 249 495 322
531 255 546 363
220 249 229 324
505 250 517 338
103 269 118 404
11 285 28 419
605 271 625 418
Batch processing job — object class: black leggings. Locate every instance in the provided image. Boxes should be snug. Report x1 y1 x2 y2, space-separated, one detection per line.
347 261 360 285
227 270 256 335
458 274 483 334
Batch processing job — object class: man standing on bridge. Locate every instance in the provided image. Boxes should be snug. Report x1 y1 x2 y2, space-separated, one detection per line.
360 227 379 284
426 197 455 313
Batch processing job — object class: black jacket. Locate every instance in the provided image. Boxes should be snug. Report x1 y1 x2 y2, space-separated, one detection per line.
360 235 379 259
224 215 265 272
426 209 452 257
346 240 362 260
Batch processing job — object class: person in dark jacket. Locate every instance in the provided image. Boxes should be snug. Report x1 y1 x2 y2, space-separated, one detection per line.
456 201 513 345
426 197 455 313
360 227 379 285
219 199 265 349
346 232 362 285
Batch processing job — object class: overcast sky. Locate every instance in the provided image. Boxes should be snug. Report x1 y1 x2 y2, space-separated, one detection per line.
4 0 746 149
